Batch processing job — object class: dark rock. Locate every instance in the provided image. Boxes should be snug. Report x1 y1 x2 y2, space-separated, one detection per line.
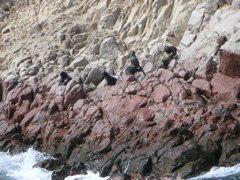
219 50 240 78
33 158 63 171
219 139 240 166
195 57 217 80
128 156 152 176
109 173 131 180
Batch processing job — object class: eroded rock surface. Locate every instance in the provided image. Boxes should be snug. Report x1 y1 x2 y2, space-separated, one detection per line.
0 0 240 179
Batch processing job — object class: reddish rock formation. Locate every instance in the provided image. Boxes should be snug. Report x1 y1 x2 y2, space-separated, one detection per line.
220 50 240 78
0 65 239 179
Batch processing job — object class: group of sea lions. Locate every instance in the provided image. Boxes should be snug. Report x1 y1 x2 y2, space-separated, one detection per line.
59 46 178 86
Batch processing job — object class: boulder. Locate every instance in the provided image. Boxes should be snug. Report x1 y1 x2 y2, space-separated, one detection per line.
195 57 217 80
99 37 120 60
70 57 89 69
219 140 240 166
192 79 212 97
152 84 171 103
64 84 85 108
211 73 240 94
85 67 104 86
58 55 70 67
188 8 205 31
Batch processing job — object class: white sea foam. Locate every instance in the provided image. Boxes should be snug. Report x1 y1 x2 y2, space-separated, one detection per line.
65 171 109 180
0 148 52 180
189 163 240 179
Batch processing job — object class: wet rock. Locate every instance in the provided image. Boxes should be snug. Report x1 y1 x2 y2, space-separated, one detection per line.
109 173 131 180
219 139 240 166
128 157 152 176
155 140 200 177
52 165 71 180
33 158 63 171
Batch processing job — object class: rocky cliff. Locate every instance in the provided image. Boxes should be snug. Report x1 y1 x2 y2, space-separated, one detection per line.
0 0 240 179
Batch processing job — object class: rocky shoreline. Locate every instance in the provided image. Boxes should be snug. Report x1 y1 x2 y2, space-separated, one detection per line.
0 55 240 179
0 0 240 179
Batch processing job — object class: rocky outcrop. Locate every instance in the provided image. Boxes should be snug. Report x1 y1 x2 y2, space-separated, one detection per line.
0 0 240 179
0 58 239 178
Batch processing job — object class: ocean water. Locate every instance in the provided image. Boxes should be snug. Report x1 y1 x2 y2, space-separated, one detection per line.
0 148 240 180
0 148 108 180
189 163 240 180
0 148 52 180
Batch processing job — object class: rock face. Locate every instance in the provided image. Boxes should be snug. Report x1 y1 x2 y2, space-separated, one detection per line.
0 0 240 179
0 62 240 179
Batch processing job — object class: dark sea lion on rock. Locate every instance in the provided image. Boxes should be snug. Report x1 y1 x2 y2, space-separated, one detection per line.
164 46 177 57
160 46 178 69
125 65 141 75
59 71 72 85
102 71 117 86
130 50 146 75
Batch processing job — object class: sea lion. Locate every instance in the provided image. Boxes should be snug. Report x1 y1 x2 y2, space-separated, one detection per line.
102 71 117 86
125 65 142 75
130 51 146 75
164 46 177 58
160 46 178 69
59 71 72 85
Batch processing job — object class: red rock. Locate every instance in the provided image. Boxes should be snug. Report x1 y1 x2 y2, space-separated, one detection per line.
64 85 85 108
49 100 59 114
73 99 87 112
195 57 217 80
231 84 240 99
211 73 240 94
31 94 44 109
125 82 142 95
152 84 171 103
18 87 33 105
13 100 31 123
20 108 39 130
54 95 64 111
219 50 240 78
137 108 155 122
159 69 175 83
192 79 212 97
2 75 19 100
5 86 22 104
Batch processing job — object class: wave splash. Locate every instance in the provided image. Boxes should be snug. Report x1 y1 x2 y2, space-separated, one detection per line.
189 163 240 180
65 171 109 180
0 148 52 180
